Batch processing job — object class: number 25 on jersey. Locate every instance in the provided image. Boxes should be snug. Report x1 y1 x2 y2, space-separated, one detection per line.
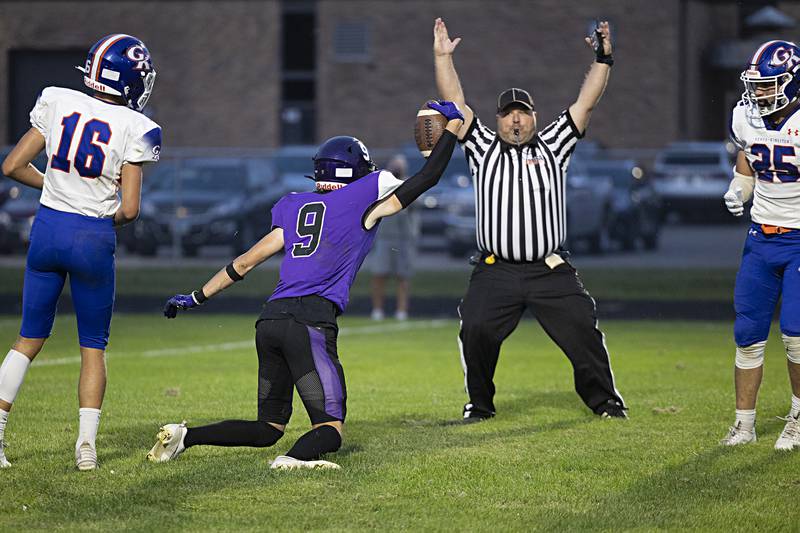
751 143 800 183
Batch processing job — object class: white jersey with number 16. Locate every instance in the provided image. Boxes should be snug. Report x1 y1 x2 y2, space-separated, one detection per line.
29 86 161 218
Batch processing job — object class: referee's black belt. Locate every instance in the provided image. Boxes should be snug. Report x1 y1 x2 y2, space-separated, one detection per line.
471 251 569 266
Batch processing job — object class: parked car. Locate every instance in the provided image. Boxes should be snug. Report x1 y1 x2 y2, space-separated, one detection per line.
652 141 733 221
270 145 317 194
0 183 40 253
0 149 46 253
564 173 615 254
412 152 472 252
118 157 276 256
571 159 662 250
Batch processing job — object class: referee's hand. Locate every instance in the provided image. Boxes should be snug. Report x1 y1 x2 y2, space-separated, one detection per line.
433 18 461 56
585 20 613 56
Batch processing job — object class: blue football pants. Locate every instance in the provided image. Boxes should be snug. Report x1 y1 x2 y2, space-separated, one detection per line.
20 205 116 350
734 224 800 346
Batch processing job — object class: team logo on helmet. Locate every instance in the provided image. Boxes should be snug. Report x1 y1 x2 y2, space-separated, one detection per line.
771 46 794 67
125 45 152 71
741 40 800 117
78 34 157 112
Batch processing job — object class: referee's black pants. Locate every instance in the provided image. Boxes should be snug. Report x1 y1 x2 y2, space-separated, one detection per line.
457 257 624 416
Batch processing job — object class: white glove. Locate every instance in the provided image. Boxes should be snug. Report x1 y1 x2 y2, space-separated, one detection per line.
724 186 744 217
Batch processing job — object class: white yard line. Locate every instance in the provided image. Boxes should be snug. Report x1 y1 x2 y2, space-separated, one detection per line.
32 319 452 367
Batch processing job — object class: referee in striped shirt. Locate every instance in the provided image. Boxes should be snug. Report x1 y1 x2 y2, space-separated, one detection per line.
433 18 626 421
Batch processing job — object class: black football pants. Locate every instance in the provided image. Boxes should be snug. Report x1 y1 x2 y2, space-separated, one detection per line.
457 257 624 415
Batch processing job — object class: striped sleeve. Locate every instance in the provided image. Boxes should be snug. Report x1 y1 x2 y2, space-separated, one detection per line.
460 115 495 162
460 115 496 183
539 109 584 167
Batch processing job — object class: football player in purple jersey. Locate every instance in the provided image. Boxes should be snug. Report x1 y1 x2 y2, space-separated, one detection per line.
147 101 464 470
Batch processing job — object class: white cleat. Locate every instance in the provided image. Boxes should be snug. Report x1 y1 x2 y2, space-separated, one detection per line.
720 422 757 446
775 415 800 451
0 441 10 468
146 421 187 463
270 455 340 470
75 441 98 471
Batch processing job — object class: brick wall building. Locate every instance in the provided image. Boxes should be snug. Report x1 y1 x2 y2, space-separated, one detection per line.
0 0 792 150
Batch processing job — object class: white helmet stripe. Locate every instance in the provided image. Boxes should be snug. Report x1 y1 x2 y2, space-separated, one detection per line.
90 34 129 81
751 40 781 65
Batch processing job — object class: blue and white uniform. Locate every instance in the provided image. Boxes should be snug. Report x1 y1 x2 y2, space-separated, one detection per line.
21 87 161 348
730 98 800 346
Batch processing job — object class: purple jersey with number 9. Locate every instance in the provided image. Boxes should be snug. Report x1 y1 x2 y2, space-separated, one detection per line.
269 170 402 311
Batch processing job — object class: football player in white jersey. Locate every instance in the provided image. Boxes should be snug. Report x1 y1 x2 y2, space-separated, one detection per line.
0 34 161 470
722 40 800 450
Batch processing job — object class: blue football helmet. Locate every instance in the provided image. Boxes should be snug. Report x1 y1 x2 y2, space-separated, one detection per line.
77 34 156 112
740 40 800 117
312 136 376 187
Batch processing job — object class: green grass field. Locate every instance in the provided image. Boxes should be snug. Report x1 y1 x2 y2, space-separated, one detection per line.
0 314 797 531
0 265 737 301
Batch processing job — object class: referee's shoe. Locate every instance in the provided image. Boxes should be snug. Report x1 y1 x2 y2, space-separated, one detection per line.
461 403 495 424
594 399 628 419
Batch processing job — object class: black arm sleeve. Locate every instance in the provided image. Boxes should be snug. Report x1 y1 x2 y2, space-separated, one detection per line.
394 130 458 208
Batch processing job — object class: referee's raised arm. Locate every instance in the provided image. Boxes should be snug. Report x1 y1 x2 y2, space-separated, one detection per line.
569 20 614 134
433 18 474 140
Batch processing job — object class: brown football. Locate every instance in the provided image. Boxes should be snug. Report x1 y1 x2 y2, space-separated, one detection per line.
414 104 448 157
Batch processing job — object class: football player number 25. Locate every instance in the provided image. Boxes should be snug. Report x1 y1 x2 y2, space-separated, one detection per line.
751 143 799 182
51 112 111 179
292 202 326 257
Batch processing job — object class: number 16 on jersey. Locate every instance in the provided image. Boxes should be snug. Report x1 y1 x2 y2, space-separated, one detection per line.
51 112 112 179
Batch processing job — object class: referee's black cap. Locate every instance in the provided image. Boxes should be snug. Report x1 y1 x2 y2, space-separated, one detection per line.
497 88 534 113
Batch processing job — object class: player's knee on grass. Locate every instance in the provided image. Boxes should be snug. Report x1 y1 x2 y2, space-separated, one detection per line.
782 335 800 364
286 424 342 461
735 341 766 369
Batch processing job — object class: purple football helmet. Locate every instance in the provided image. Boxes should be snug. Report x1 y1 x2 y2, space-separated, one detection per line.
77 34 156 112
740 40 800 117
312 136 376 188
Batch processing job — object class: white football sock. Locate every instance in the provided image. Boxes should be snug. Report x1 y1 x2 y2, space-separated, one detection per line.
0 409 8 442
735 409 756 431
790 395 800 419
77 408 101 448
0 350 31 405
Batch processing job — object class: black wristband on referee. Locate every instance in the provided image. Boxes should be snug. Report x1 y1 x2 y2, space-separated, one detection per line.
226 262 244 282
191 289 208 305
592 26 614 66
596 54 614 66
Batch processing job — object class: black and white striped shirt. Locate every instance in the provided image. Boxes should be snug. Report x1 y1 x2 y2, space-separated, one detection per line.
460 109 583 262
